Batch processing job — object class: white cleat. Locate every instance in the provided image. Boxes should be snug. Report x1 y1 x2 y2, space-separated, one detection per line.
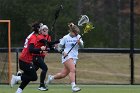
10 75 18 87
46 75 53 84
38 87 48 91
15 88 22 93
17 71 22 76
72 86 81 92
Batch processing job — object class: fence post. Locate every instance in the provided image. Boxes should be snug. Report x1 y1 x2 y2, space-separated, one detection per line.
16 48 19 73
130 0 134 85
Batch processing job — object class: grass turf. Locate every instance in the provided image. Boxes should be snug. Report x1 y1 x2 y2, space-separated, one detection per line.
0 84 140 93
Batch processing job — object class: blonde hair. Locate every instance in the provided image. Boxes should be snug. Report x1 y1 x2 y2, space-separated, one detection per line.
68 23 80 33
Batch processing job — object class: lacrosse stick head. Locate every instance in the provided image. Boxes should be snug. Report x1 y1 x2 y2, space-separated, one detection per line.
82 22 94 35
78 15 89 26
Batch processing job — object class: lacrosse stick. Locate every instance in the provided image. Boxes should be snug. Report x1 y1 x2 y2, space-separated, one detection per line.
51 5 63 32
49 5 63 41
64 15 94 59
78 15 89 26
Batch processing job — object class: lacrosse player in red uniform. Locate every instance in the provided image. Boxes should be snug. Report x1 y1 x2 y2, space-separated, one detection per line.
32 24 51 91
32 23 59 91
10 22 47 93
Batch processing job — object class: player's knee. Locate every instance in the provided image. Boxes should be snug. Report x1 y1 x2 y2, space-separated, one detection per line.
44 66 48 72
31 74 38 81
32 76 38 81
42 65 48 72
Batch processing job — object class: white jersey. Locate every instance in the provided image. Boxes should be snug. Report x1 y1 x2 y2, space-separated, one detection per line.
60 33 84 64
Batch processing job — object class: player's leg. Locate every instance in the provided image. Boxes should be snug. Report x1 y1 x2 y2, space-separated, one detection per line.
65 58 81 92
10 74 21 87
33 56 40 71
16 79 30 93
46 65 69 84
19 60 38 81
64 58 76 83
15 60 38 93
16 68 37 93
10 60 26 87
34 56 48 91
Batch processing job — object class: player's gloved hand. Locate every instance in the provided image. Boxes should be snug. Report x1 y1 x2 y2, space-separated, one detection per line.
40 46 46 51
62 51 67 57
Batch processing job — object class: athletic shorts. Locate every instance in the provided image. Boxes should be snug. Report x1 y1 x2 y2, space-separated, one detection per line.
62 55 77 64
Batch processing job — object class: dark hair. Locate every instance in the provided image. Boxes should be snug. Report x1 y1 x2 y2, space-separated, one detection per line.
32 22 40 33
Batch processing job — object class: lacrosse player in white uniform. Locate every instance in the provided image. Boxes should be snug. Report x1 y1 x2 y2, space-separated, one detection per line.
46 22 84 92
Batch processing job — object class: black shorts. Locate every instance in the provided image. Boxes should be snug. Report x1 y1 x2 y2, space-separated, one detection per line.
19 59 37 81
33 56 48 71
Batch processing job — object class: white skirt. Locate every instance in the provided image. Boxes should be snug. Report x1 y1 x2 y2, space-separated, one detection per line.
61 55 77 64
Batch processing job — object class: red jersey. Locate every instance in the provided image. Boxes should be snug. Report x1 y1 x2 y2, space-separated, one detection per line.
19 33 38 63
33 34 51 57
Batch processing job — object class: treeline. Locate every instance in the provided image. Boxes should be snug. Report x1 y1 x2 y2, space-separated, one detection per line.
0 0 140 48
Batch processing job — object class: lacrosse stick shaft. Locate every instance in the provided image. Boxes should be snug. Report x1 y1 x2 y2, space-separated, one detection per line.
64 37 82 59
51 5 63 32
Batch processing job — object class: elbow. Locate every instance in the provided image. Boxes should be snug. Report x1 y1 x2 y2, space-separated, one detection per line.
79 42 84 48
29 44 35 53
29 48 34 53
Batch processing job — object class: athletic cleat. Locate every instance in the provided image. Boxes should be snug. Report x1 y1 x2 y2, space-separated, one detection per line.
46 75 53 84
17 71 22 76
10 75 18 87
72 86 81 92
38 86 48 91
15 88 22 93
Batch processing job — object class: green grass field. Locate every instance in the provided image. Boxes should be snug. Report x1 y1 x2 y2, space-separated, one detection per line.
0 84 140 93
